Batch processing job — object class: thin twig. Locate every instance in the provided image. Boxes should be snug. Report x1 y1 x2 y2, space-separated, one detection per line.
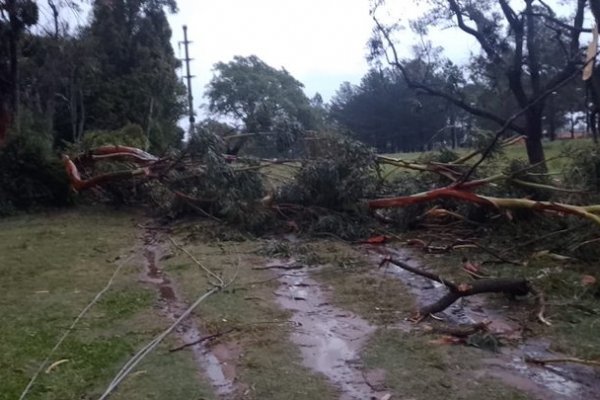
252 264 304 271
19 254 135 400
169 328 238 353
168 237 225 288
98 286 221 400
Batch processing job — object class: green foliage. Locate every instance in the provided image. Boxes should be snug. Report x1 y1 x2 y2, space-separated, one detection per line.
278 134 378 210
206 55 318 156
163 129 274 232
83 0 185 152
0 135 71 214
331 67 458 153
81 124 150 150
564 145 600 193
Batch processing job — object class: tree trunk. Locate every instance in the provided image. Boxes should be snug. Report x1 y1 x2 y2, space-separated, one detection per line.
8 0 20 134
525 108 546 168
0 102 11 146
450 113 457 149
592 111 599 144
548 96 556 141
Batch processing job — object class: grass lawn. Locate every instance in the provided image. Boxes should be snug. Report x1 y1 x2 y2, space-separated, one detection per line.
385 138 594 174
0 210 213 400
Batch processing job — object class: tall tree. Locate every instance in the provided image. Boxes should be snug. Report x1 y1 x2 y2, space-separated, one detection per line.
0 0 39 139
206 55 317 155
372 0 588 167
83 0 184 151
331 66 452 152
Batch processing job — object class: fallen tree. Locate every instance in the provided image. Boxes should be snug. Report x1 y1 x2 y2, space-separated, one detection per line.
60 132 600 230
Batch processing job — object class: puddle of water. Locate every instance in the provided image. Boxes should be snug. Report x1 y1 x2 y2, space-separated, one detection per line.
272 259 390 400
140 231 236 397
365 245 600 400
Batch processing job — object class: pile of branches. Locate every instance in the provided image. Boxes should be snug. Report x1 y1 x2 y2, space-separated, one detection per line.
61 128 600 243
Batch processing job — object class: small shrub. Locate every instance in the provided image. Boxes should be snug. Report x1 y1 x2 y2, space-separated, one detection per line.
0 135 71 214
277 133 378 210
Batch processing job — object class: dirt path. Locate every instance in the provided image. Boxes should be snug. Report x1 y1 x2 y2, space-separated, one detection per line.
138 229 236 398
366 245 600 400
271 259 391 400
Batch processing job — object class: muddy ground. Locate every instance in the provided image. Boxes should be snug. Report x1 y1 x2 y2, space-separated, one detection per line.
137 223 600 400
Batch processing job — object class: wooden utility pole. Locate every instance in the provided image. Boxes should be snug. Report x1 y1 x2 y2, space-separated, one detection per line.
182 25 195 135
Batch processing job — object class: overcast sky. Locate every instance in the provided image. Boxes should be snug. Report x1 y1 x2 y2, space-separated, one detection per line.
39 0 585 123
167 0 480 117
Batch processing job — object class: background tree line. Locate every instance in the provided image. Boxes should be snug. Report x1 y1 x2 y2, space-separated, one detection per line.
2 0 600 215
0 0 185 152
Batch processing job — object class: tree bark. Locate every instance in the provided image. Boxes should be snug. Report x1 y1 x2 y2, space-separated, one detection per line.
7 0 20 134
525 107 546 168
0 102 11 146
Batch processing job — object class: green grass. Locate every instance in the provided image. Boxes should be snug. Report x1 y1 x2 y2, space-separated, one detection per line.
385 138 594 174
364 331 530 400
416 239 600 360
0 210 214 400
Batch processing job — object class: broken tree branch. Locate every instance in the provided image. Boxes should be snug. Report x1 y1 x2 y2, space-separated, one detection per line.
368 188 600 226
525 357 600 368
380 257 530 317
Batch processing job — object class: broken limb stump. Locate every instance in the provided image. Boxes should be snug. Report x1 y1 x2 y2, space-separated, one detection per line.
381 258 530 317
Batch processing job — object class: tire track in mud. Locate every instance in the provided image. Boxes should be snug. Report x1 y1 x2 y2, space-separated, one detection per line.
271 259 391 400
367 245 600 400
138 229 236 398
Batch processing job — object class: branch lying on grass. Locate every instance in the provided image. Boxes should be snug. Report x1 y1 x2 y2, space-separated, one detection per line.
525 357 600 367
380 257 530 317
168 237 225 288
252 263 305 271
169 328 238 353
18 254 136 400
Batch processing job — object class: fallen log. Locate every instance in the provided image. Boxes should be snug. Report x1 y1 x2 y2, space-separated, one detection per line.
380 257 531 317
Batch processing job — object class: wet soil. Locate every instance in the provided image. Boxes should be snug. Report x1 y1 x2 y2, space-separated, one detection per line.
366 245 600 400
139 229 237 398
271 259 391 400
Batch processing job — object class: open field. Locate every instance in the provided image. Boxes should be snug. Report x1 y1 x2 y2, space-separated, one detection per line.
385 138 594 174
2 210 600 399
